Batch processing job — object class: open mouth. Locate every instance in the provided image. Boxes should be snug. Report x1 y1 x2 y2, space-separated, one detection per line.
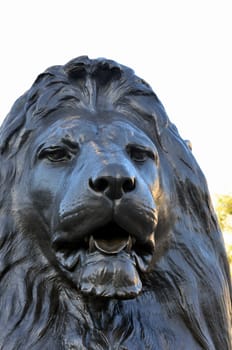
53 222 137 256
53 221 155 299
88 222 133 255
53 221 155 268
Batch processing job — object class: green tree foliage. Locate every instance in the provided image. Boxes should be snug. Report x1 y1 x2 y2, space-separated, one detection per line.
227 245 232 263
215 195 232 232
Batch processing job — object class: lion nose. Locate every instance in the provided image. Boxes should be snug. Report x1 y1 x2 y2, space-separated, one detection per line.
89 166 136 200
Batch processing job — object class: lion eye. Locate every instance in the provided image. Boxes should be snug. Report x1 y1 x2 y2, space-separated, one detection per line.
127 145 154 163
39 147 72 162
130 149 148 162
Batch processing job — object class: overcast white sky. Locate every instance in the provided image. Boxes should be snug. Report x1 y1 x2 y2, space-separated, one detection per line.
0 0 231 195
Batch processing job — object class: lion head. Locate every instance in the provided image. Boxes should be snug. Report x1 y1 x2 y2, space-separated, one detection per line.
0 56 231 349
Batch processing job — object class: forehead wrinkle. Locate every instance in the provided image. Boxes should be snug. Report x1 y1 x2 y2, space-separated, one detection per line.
89 140 103 155
98 121 156 151
35 115 157 153
38 118 97 145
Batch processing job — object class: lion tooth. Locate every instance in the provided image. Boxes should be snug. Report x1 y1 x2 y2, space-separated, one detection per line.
126 235 133 252
89 235 95 253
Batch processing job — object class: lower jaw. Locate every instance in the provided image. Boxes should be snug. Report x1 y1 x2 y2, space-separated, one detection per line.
80 251 143 299
58 248 153 299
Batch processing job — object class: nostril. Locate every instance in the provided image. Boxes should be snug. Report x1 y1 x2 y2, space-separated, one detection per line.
122 178 136 193
89 174 136 199
89 177 109 192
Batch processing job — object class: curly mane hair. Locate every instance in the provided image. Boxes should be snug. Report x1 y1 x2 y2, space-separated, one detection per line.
0 56 231 349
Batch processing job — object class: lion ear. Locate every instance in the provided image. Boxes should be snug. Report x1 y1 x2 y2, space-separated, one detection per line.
185 140 192 151
0 94 27 154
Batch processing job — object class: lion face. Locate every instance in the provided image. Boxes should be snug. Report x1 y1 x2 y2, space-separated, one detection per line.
13 109 161 299
1 57 231 348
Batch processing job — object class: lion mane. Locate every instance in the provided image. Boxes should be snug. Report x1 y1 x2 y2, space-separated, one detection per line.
0 56 231 349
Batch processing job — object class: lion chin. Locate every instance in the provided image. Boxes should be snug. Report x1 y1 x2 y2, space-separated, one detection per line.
54 222 155 299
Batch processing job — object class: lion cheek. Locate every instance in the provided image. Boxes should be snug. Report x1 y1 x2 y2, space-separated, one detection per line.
76 252 142 299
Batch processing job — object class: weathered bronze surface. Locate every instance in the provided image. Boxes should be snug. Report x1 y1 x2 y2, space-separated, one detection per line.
0 56 231 349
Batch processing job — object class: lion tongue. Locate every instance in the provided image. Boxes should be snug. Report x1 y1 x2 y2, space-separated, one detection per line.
89 235 131 255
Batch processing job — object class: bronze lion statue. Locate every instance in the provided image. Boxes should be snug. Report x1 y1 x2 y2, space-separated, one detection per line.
0 56 231 349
